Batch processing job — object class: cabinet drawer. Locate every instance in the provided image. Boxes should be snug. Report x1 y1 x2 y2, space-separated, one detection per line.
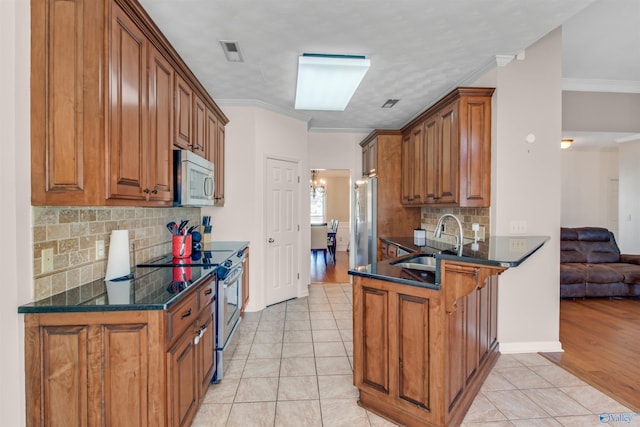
167 292 198 345
198 276 216 311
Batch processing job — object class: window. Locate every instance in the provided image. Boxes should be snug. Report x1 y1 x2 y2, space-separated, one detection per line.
310 189 326 224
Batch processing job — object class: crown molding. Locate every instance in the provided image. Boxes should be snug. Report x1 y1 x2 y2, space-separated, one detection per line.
615 133 640 144
216 98 312 124
307 127 373 134
562 78 640 93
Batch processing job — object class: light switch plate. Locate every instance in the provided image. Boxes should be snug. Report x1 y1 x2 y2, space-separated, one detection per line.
509 220 527 234
96 240 105 259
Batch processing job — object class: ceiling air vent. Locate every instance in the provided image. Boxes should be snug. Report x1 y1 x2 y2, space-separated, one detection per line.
220 40 244 62
382 99 399 108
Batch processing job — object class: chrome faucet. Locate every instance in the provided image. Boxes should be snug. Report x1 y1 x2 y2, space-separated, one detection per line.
433 213 464 256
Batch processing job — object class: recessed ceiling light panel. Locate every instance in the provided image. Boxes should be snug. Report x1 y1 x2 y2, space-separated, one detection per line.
220 40 244 62
295 54 370 111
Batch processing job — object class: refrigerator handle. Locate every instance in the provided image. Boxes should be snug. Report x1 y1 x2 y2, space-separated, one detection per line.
354 201 359 235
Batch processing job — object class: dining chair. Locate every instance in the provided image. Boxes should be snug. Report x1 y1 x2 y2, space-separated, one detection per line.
327 220 339 263
311 224 329 264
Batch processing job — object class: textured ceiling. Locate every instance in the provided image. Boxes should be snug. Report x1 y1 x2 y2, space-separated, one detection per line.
139 0 638 134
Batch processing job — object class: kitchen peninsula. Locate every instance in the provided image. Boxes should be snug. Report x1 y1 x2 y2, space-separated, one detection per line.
349 236 548 427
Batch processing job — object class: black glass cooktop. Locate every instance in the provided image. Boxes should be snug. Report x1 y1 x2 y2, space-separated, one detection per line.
136 249 236 267
136 241 249 267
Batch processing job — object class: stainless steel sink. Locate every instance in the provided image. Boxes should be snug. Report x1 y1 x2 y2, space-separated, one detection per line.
391 254 438 272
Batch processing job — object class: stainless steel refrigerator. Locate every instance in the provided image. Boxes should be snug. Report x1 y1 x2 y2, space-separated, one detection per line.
354 177 377 268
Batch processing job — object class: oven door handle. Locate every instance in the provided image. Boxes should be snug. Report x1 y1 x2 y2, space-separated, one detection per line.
222 266 243 286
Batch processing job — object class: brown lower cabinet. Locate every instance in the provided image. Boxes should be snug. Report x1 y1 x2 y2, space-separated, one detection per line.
353 260 505 427
24 274 216 427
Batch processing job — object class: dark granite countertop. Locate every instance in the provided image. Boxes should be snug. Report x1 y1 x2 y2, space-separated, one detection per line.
19 241 249 314
350 235 549 288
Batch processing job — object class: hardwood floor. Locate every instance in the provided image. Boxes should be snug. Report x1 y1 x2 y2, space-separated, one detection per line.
310 250 350 283
541 298 640 413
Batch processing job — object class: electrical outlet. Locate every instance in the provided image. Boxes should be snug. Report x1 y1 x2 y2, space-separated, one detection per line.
42 248 54 273
478 225 486 242
509 220 527 234
96 240 105 259
509 238 527 252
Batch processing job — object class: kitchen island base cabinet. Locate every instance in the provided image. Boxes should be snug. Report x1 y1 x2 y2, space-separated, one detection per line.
353 262 504 427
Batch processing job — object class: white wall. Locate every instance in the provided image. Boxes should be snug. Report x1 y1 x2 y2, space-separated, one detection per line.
204 106 309 312
561 149 619 231
1 0 31 425
492 28 563 353
618 139 640 253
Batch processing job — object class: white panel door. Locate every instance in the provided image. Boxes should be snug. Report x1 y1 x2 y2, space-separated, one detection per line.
265 157 299 306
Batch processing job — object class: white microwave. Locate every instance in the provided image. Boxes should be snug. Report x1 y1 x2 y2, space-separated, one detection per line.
174 150 215 207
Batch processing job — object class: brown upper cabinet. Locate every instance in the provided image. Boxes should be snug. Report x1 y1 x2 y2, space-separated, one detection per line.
401 124 427 205
174 74 193 151
359 131 421 255
400 87 494 207
208 110 226 206
31 0 228 207
361 137 378 177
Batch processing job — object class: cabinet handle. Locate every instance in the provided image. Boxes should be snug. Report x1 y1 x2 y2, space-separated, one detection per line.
152 189 158 194
181 308 192 319
204 288 213 295
143 188 150 194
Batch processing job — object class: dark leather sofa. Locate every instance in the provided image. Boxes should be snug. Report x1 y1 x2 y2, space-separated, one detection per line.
560 227 640 298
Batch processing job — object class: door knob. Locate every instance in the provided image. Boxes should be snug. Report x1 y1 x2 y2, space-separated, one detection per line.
268 238 275 243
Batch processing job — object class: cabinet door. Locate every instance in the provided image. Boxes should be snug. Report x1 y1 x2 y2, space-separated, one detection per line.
31 0 105 206
354 286 389 393
197 305 216 398
410 125 426 204
423 115 439 204
167 326 199 427
214 121 226 206
401 134 413 204
25 313 155 427
204 108 217 163
192 94 206 156
459 95 492 207
148 47 174 203
362 140 377 177
174 74 193 150
107 3 147 200
437 102 459 204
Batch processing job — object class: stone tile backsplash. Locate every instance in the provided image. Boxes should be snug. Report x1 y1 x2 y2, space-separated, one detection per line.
420 206 490 244
32 206 200 300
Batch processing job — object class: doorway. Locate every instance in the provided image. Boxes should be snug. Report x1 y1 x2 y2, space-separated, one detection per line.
308 169 351 284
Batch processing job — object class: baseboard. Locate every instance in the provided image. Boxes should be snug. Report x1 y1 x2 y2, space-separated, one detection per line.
499 341 564 354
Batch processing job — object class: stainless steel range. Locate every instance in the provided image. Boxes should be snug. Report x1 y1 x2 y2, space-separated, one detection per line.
213 249 246 383
135 242 248 384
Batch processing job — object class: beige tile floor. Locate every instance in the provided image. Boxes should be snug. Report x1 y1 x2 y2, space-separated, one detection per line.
192 283 639 427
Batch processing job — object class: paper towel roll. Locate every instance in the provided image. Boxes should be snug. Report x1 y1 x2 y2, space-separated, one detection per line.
105 230 131 280
106 279 132 304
